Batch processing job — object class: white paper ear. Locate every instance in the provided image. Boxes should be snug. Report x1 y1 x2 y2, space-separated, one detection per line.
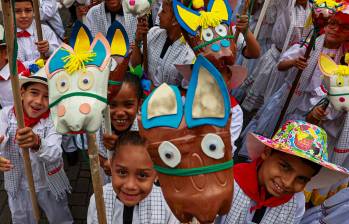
148 83 178 119
192 66 225 118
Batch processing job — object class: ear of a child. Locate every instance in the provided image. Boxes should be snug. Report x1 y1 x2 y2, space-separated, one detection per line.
261 147 272 160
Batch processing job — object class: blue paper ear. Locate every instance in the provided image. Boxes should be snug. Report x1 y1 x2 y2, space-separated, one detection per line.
69 21 93 51
141 84 183 129
106 20 130 57
85 33 111 69
185 55 230 128
47 44 72 75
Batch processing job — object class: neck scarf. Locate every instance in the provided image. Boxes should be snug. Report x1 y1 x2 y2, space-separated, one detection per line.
17 30 31 38
234 159 294 212
13 106 50 127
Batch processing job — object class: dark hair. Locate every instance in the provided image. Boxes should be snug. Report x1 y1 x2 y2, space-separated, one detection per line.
111 131 148 160
15 0 33 6
123 72 143 100
21 81 35 90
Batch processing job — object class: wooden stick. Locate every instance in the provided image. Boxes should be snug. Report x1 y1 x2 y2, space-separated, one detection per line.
87 133 107 224
32 0 44 59
142 14 149 75
1 0 41 221
273 31 317 135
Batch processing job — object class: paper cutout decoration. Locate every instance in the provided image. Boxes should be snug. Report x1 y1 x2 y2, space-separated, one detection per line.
173 0 236 76
319 53 349 111
46 21 129 133
139 55 233 223
123 0 153 16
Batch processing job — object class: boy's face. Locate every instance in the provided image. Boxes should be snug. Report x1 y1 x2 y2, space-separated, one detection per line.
159 2 174 30
109 83 140 133
324 17 349 46
105 0 122 12
111 144 156 206
21 83 49 118
0 48 8 67
15 1 34 30
258 148 317 197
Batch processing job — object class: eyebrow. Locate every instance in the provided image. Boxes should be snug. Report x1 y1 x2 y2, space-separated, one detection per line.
114 164 153 171
280 158 293 170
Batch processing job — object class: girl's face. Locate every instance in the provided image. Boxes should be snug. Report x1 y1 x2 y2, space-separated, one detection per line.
109 83 140 133
111 144 156 206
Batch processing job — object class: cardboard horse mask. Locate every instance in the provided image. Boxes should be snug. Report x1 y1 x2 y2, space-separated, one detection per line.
319 53 349 111
139 55 234 223
46 21 129 133
173 0 235 73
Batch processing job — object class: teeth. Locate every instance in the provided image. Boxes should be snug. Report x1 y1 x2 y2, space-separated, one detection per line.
115 119 126 124
275 183 282 191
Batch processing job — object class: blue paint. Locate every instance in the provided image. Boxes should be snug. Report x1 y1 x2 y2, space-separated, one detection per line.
211 44 221 52
221 39 230 48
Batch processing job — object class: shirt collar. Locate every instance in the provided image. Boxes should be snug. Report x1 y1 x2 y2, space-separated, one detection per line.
16 22 35 36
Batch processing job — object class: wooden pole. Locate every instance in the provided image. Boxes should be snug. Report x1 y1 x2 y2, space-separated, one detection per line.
87 133 107 224
142 14 149 75
31 0 44 59
273 31 317 135
1 0 41 221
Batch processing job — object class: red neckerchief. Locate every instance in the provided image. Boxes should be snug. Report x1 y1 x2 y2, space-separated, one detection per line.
13 107 50 128
234 159 294 212
16 30 31 38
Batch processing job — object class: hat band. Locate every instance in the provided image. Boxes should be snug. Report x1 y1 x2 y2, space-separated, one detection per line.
26 76 48 83
154 160 233 176
49 92 108 108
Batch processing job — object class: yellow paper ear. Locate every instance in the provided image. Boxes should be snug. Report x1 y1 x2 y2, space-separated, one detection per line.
74 27 92 52
209 0 229 21
319 53 338 76
110 29 127 56
176 3 201 34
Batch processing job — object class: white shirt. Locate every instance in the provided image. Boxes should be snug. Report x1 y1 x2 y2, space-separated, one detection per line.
40 0 65 40
0 106 64 191
0 64 14 107
17 22 60 68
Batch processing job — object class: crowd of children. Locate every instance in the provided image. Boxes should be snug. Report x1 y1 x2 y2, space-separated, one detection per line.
0 0 349 223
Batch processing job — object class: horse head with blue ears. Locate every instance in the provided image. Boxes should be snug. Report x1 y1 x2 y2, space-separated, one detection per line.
46 20 130 134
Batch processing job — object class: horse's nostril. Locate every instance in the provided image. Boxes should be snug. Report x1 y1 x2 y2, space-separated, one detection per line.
79 103 91 114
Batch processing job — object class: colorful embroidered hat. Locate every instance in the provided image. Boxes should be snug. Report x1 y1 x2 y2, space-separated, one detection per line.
247 120 349 189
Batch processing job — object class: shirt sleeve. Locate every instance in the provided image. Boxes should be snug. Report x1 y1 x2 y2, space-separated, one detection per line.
87 194 98 224
230 105 243 154
42 25 60 56
279 43 307 62
40 0 58 20
0 107 10 151
34 118 63 163
294 192 306 224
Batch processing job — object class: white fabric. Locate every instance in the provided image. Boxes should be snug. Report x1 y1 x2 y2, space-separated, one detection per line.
0 64 14 107
0 106 71 197
147 26 195 87
230 104 243 153
8 188 73 224
87 183 179 224
39 0 65 40
17 22 60 68
216 181 298 224
85 1 137 42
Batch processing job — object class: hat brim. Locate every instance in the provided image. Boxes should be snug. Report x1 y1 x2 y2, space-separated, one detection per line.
247 132 349 189
19 76 48 88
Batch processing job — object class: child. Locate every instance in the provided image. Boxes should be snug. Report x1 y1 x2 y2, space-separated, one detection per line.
87 131 179 223
15 0 60 67
0 69 72 223
218 120 349 224
238 9 349 158
85 0 137 41
130 0 195 87
98 73 142 180
39 0 65 41
241 0 311 114
0 25 27 108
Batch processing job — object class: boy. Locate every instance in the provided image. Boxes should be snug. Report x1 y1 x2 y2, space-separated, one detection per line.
0 68 73 223
218 120 349 224
15 0 60 68
130 0 195 87
85 0 137 41
39 0 65 41
87 132 178 223
0 24 26 108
